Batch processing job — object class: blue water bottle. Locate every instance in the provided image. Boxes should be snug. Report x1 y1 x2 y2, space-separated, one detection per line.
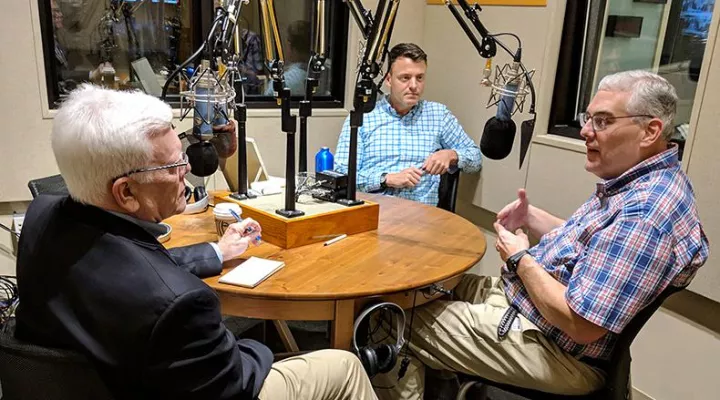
315 147 334 173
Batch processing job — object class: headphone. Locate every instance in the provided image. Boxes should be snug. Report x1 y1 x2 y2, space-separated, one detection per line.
182 184 209 214
352 302 406 378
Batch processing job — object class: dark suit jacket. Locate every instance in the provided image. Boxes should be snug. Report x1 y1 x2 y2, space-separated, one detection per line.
15 195 273 400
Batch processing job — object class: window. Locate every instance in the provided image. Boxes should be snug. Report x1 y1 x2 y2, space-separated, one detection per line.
39 0 348 109
548 0 715 159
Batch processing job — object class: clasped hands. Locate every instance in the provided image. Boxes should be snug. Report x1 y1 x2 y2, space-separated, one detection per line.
384 149 458 189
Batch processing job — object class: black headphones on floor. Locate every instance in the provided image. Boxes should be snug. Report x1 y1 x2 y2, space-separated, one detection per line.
352 302 406 378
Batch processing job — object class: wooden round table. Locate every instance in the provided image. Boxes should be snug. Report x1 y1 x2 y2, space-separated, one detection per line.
164 193 486 350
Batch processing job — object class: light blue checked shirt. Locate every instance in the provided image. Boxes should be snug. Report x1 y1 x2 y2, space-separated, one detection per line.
334 96 482 205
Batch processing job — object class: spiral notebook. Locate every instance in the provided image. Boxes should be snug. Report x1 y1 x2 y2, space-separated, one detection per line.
219 257 285 288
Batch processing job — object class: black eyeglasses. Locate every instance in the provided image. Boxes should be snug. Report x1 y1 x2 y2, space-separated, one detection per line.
112 152 189 182
577 112 655 133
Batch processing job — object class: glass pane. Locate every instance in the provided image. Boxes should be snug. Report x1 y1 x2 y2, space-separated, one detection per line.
49 0 193 105
44 0 345 107
591 0 715 158
239 0 337 98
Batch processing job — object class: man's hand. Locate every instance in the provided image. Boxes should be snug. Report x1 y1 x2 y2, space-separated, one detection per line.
211 120 237 158
496 189 530 232
493 222 530 262
385 167 424 188
421 150 458 175
217 217 262 261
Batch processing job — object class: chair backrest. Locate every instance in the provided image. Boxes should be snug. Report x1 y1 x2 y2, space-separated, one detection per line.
27 174 69 198
437 170 460 213
0 320 114 400
599 284 684 400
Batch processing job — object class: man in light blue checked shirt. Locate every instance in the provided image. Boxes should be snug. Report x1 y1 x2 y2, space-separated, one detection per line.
335 43 482 206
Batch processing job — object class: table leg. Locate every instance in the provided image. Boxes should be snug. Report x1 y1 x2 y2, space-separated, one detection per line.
272 320 300 353
331 299 355 350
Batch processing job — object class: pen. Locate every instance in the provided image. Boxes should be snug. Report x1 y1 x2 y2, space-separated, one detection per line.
324 234 347 246
312 234 344 240
229 209 261 242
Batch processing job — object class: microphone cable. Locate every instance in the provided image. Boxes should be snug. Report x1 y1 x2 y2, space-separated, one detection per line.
0 222 19 238
0 275 18 330
398 289 418 381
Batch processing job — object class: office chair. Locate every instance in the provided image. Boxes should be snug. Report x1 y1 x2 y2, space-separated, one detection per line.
27 174 68 198
446 284 685 400
438 170 460 213
0 319 114 400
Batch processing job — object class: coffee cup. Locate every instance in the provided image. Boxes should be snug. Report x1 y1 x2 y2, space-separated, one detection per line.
213 203 242 238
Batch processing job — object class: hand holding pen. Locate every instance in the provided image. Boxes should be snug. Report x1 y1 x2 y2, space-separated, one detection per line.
217 214 262 261
229 209 262 244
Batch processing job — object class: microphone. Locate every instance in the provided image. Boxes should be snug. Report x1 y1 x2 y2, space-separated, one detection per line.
480 55 525 160
183 59 236 177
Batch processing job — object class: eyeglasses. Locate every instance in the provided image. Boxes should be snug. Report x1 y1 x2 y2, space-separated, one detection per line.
112 152 189 182
577 112 655 133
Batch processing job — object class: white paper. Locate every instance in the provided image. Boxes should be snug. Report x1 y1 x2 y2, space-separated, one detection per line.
218 256 285 288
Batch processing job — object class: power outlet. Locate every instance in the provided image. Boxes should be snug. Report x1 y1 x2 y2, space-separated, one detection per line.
11 213 24 256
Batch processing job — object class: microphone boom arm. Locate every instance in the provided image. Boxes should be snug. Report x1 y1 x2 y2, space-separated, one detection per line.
445 0 535 114
338 0 400 206
299 0 330 173
445 0 537 168
344 0 374 39
257 0 304 218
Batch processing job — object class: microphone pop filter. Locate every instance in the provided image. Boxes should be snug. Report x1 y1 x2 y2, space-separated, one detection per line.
480 117 516 160
186 141 219 177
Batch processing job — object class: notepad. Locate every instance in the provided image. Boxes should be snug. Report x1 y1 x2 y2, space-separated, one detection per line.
219 257 285 288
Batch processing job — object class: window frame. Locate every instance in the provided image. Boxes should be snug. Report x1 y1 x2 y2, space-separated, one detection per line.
547 0 608 141
37 0 349 110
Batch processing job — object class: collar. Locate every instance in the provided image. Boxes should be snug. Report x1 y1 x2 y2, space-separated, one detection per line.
61 196 164 248
595 145 679 199
380 95 424 119
108 210 167 238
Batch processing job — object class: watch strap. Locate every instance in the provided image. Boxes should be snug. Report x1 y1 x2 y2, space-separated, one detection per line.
380 172 388 189
507 249 530 272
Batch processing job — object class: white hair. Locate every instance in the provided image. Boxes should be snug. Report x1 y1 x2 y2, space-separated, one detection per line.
598 70 678 140
51 84 173 205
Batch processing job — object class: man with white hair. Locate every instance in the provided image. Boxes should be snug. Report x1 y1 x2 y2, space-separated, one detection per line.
374 70 709 399
15 84 377 400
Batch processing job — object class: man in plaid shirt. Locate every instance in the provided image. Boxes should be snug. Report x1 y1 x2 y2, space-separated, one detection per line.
375 71 709 399
334 43 482 206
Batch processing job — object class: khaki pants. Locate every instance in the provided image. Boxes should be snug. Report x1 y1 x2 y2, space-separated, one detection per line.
373 275 605 400
258 349 378 400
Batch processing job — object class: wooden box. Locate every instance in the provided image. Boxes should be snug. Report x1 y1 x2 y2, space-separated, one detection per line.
214 191 379 249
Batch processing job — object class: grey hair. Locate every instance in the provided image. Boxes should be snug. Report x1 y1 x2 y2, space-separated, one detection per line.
51 84 173 205
598 70 678 140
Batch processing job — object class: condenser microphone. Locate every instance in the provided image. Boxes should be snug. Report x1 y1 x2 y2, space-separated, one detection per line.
182 59 236 177
480 60 521 160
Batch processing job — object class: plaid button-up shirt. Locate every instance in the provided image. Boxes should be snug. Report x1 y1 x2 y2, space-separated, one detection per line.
503 146 709 360
335 96 482 205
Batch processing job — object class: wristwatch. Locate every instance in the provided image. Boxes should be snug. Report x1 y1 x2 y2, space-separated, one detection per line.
506 249 530 273
380 172 388 189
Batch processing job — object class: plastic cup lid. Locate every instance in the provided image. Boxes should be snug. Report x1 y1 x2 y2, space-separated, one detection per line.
213 202 242 217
